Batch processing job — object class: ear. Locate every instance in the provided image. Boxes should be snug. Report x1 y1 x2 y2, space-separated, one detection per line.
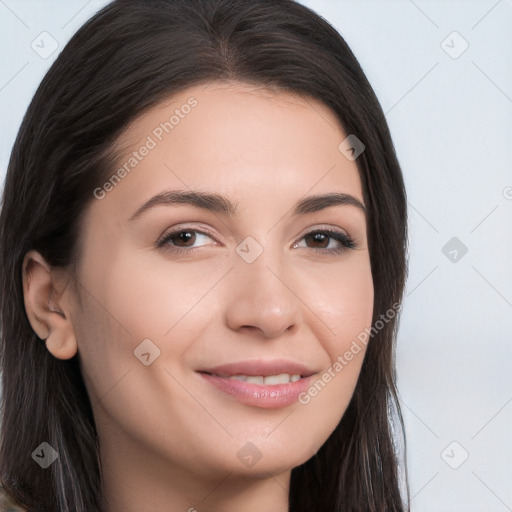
22 250 78 360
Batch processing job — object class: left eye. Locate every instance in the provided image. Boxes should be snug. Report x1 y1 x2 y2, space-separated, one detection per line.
293 229 355 253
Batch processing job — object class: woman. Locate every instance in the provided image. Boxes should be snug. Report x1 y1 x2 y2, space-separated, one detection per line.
0 0 409 510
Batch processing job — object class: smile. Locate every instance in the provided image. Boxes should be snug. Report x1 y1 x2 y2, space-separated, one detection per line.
205 372 302 385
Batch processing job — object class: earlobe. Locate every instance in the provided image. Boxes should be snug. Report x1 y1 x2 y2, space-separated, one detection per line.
22 250 78 360
45 326 79 360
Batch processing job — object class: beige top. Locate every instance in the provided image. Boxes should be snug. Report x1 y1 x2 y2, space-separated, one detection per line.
0 486 28 511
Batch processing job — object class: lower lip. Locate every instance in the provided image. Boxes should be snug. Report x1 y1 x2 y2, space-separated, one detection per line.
198 372 313 409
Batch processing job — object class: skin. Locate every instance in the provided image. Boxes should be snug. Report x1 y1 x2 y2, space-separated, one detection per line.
22 81 374 512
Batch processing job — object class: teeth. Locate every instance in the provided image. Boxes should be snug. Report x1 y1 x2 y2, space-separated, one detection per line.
228 373 301 385
246 376 264 384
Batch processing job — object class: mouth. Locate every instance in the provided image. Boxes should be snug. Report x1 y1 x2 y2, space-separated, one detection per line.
197 359 316 379
196 359 317 409
198 371 303 385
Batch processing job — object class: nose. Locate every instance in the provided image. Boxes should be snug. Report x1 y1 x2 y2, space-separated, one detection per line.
223 246 303 338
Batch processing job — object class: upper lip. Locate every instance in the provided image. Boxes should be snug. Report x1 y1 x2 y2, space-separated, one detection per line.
197 359 317 378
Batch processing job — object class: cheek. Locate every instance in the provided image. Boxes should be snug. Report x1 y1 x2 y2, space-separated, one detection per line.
299 256 373 406
308 255 374 350
82 250 225 344
280 258 373 461
329 265 373 393
331 266 374 350
71 296 133 406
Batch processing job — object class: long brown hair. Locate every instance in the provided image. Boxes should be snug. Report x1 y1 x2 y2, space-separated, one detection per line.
0 1 409 510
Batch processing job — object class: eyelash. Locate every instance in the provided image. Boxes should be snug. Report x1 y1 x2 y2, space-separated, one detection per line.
156 226 356 256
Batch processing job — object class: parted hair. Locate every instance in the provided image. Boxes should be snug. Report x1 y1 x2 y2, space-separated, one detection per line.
0 1 409 510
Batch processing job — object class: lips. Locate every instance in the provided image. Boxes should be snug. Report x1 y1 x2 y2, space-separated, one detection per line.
198 359 316 379
225 374 301 385
196 359 317 409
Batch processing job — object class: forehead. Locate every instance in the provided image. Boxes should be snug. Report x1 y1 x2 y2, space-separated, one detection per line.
91 80 363 221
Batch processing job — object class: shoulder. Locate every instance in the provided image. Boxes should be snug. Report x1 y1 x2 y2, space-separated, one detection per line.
0 485 28 512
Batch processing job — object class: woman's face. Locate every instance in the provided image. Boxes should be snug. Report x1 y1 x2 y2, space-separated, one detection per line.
68 81 373 485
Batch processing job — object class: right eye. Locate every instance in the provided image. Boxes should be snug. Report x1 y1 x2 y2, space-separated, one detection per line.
156 227 218 253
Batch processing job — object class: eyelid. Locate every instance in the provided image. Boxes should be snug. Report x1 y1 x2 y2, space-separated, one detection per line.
294 223 351 241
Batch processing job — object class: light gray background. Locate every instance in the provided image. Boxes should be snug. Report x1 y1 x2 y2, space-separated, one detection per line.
1 1 511 511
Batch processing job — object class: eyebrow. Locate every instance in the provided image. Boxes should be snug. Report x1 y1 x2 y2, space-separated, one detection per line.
128 189 366 222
